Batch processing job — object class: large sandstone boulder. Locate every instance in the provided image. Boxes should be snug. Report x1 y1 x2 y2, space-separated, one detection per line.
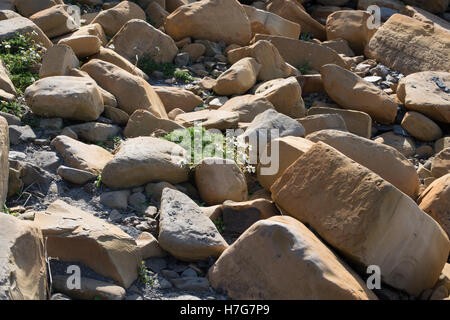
401 111 443 142
373 131 416 158
218 95 274 123
0 16 52 48
153 86 202 113
90 1 146 37
227 40 293 82
326 10 376 55
58 35 102 59
109 19 178 64
0 60 16 96
418 174 450 240
242 5 300 39
195 157 248 205
34 200 142 288
39 44 79 78
90 47 147 79
14 0 63 17
432 148 450 179
124 109 183 138
208 216 377 300
213 57 261 96
365 14 450 75
0 214 47 300
101 137 189 188
29 4 78 39
253 34 349 72
71 23 108 46
0 116 8 206
158 188 228 261
297 114 348 135
307 129 420 198
175 109 239 130
51 135 113 174
271 142 450 296
397 72 450 124
24 76 104 121
321 64 398 124
81 59 167 118
165 0 252 46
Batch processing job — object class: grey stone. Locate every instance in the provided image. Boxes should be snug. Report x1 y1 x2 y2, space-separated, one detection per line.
9 125 36 145
170 277 210 291
57 166 96 185
181 268 198 278
175 52 190 67
100 190 130 210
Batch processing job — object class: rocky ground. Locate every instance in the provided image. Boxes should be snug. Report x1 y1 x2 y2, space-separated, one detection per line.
0 0 449 301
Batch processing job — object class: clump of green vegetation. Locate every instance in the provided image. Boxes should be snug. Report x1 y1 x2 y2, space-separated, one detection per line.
0 33 43 95
213 216 226 234
2 203 18 216
297 61 311 75
139 261 154 286
174 70 195 82
95 174 102 188
0 100 23 117
138 54 194 82
300 32 314 41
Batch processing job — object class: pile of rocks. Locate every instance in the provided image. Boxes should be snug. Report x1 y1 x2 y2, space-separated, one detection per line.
0 0 449 301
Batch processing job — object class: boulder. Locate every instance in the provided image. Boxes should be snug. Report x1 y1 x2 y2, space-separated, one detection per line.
14 0 63 17
365 14 450 75
218 94 274 123
401 111 443 142
165 0 252 46
136 232 166 259
0 16 52 48
57 166 96 185
418 174 450 240
90 47 147 79
181 43 206 62
271 142 450 296
308 106 372 138
321 64 398 124
153 86 202 113
39 44 79 78
195 157 248 205
321 38 355 57
24 76 104 121
432 148 450 179
242 4 300 39
402 0 449 14
307 129 420 198
213 57 261 96
29 4 78 39
58 35 102 59
103 106 129 125
145 1 169 28
90 1 146 37
52 276 126 300
124 109 184 138
65 122 121 143
51 135 113 174
158 188 228 261
109 19 178 64
297 114 347 135
254 77 305 119
0 60 16 96
227 40 293 81
174 109 239 130
71 23 108 45
81 59 167 118
435 137 450 154
0 214 47 300
208 216 377 300
396 71 450 124
101 136 189 188
373 131 416 158
34 200 141 288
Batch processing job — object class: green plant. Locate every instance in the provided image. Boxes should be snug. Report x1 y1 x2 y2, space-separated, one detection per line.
174 70 194 82
213 216 226 234
138 54 194 82
297 61 311 75
300 32 314 41
0 100 24 117
95 174 102 188
2 203 18 216
139 261 154 286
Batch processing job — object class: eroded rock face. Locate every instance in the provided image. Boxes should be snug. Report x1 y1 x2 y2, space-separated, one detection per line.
208 216 377 300
271 142 450 296
101 137 189 189
0 214 47 300
165 0 252 46
158 188 228 261
432 148 450 179
34 200 141 288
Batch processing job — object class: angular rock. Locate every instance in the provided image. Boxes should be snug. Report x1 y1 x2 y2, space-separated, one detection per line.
374 131 416 158
297 114 347 135
103 106 129 125
435 137 450 154
124 109 183 138
14 0 63 17
34 200 141 288
90 47 147 79
403 0 449 14
0 60 16 96
52 275 126 300
153 86 202 113
175 109 239 130
271 142 450 296
432 148 450 178
29 4 78 38
219 94 274 123
208 216 377 300
57 165 96 185
71 23 107 45
158 188 228 261
0 16 52 48
137 232 166 259
101 137 189 188
58 35 102 59
24 76 104 121
145 1 169 28
100 190 130 210
66 122 121 143
39 44 79 78
401 111 443 142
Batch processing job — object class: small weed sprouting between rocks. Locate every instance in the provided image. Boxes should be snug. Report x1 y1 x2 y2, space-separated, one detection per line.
213 216 226 234
0 33 43 95
139 261 154 286
138 54 194 82
2 203 18 216
95 174 102 188
0 100 23 117
297 61 311 75
173 70 195 82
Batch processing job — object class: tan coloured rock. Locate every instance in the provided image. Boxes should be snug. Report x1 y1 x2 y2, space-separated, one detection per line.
159 188 228 261
0 214 47 300
307 129 420 198
52 275 126 300
175 109 239 130
253 34 349 72
136 232 166 259
90 1 146 37
213 57 261 96
208 216 377 300
124 109 183 138
58 35 102 59
153 86 202 113
29 4 78 39
65 122 121 143
321 38 355 57
0 60 16 96
397 72 450 124
165 0 187 12
403 0 449 14
297 114 347 135
39 44 79 78
219 94 274 123
14 0 63 17
145 1 169 28
165 0 252 46
254 77 305 119
432 148 450 178
374 131 416 158
71 23 108 45
271 142 450 296
308 106 372 138
81 59 167 118
418 174 450 240
0 17 53 48
257 136 314 191
365 14 450 75
24 76 104 121
321 64 398 124
90 47 147 79
34 200 141 288
109 19 178 64
401 111 443 142
181 43 205 62
326 10 376 55
195 157 248 205
101 137 189 188
227 40 293 81
51 135 113 174
435 137 450 154
242 4 300 39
